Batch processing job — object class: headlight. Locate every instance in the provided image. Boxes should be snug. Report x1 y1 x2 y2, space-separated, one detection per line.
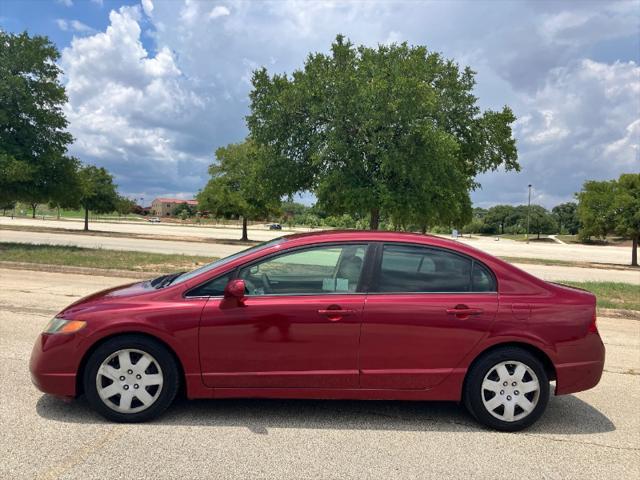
43 317 87 335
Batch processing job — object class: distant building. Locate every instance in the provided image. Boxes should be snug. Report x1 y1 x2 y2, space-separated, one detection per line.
150 198 198 217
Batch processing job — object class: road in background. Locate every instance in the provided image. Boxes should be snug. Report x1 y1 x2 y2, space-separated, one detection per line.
0 216 291 241
0 268 637 479
1 216 634 265
2 228 638 284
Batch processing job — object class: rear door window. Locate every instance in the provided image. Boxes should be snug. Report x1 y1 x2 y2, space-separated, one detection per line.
377 244 478 293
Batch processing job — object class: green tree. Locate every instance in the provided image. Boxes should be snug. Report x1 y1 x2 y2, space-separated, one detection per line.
552 202 580 235
248 35 518 230
0 31 77 215
1 200 16 216
172 202 195 218
198 140 280 241
115 196 137 217
612 174 639 266
576 180 617 241
485 205 516 234
77 165 119 231
527 205 557 239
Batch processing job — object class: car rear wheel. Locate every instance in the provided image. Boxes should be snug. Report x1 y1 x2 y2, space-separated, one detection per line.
464 347 549 431
84 335 179 422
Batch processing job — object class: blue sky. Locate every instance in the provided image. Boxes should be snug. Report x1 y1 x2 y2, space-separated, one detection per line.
1 0 638 208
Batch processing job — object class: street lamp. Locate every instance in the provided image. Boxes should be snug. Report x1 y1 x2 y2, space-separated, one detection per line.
526 184 532 244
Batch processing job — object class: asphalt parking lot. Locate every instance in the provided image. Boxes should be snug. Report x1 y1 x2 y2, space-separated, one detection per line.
1 268 638 479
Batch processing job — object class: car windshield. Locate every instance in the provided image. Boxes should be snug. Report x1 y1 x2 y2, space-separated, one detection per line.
169 237 286 286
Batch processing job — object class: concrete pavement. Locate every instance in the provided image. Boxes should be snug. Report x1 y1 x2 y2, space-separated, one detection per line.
0 268 638 479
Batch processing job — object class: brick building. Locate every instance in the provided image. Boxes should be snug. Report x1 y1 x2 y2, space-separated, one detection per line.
150 198 199 217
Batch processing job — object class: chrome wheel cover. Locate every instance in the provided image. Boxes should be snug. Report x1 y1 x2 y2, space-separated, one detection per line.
481 360 540 422
96 348 164 414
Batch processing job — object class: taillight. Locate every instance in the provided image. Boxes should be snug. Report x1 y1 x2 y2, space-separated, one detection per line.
588 312 598 333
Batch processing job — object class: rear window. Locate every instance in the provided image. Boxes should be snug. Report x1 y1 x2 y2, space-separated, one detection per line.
376 244 495 293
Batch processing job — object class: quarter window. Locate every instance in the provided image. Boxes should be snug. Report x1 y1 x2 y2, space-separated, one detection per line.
377 244 494 293
238 244 368 295
187 273 232 297
471 261 496 292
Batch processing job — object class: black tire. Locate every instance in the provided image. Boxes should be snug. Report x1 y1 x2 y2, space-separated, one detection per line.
464 347 549 432
83 334 179 423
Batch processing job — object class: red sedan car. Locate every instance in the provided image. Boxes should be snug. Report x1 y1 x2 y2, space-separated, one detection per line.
30 231 604 431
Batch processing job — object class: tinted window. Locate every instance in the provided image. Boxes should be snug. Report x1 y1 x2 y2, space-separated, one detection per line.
378 245 472 293
187 273 232 297
238 244 367 295
471 262 496 292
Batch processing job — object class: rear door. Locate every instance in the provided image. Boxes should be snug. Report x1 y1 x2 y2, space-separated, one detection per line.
359 243 498 389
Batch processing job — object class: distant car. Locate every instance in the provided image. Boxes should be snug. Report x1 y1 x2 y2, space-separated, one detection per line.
148 217 161 223
30 230 604 430
268 223 282 230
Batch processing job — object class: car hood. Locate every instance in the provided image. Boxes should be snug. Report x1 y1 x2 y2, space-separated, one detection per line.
58 280 152 317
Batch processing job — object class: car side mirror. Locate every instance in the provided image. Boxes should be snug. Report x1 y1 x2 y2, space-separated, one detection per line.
224 279 246 303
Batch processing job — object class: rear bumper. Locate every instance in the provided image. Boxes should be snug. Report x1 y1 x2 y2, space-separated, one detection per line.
555 359 605 395
555 333 605 395
29 333 82 397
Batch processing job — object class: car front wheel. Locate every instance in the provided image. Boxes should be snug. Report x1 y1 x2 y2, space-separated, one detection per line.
464 347 549 431
83 335 179 422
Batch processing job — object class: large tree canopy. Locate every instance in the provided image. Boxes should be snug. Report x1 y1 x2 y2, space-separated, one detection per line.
0 31 77 213
248 35 518 229
198 140 280 241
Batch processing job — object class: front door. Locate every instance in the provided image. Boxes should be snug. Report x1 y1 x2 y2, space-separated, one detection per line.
199 243 369 389
360 243 498 389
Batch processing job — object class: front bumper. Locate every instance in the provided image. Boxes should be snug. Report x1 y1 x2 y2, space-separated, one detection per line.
29 333 84 397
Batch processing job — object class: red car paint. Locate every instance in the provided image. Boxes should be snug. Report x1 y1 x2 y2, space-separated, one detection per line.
30 231 604 402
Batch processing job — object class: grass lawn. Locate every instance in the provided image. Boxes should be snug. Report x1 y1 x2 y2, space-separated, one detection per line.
500 256 584 268
0 243 215 274
556 281 640 311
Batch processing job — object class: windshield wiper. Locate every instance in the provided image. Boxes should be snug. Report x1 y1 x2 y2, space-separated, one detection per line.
155 272 186 289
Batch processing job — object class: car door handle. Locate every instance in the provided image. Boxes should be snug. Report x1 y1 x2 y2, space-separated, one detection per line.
446 305 484 319
318 309 355 321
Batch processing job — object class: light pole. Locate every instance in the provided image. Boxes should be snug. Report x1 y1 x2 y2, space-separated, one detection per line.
526 184 532 244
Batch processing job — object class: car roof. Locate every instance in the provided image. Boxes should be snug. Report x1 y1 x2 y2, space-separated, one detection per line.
280 229 484 255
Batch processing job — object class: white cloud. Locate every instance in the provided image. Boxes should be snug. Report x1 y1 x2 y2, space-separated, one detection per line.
56 19 95 34
209 5 230 20
61 6 209 197
91 0 104 6
478 58 640 207
141 0 154 17
57 0 73 7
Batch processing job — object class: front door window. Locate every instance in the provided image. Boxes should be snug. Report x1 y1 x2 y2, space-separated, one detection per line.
238 244 368 295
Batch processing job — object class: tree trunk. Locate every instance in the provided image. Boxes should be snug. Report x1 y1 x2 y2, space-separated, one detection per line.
31 203 37 218
537 231 541 240
369 208 380 230
420 224 427 235
57 207 60 220
500 222 504 235
241 216 248 241
84 208 89 231
632 235 638 267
